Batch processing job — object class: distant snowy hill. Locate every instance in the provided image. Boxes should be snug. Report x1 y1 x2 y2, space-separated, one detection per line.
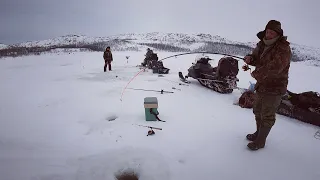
0 44 7 50
14 33 239 48
14 35 110 48
1 32 319 64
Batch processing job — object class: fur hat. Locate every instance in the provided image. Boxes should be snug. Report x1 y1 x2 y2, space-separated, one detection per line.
257 20 283 39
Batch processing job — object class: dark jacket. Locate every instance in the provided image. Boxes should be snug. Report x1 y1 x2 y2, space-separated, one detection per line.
103 50 113 62
247 33 292 95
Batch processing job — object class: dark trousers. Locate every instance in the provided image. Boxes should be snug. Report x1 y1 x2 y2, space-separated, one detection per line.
104 61 111 71
253 92 282 128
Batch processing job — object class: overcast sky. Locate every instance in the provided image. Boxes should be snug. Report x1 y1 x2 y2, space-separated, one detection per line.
1 0 319 48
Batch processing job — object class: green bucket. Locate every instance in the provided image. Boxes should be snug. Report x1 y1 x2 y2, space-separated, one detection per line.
144 97 158 121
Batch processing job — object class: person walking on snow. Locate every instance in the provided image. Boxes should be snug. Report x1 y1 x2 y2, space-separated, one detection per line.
103 46 113 72
243 20 292 150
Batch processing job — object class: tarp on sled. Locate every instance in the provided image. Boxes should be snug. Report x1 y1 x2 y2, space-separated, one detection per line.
238 90 320 127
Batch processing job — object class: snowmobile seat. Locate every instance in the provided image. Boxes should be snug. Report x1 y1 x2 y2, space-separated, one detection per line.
215 57 239 79
187 57 215 78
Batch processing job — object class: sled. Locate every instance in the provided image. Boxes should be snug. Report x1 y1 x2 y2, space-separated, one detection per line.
179 56 239 94
238 90 320 127
277 91 320 127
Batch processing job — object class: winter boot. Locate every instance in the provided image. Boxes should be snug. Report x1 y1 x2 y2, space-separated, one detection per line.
247 126 271 151
246 121 260 141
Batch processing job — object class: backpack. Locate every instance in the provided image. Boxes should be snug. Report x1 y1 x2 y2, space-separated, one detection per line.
239 91 255 108
288 91 320 111
216 57 239 78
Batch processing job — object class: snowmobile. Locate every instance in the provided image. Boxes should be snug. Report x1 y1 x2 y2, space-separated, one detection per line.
179 56 239 94
141 52 170 74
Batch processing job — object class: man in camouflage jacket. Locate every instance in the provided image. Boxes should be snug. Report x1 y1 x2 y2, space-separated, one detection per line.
244 20 292 150
103 46 113 72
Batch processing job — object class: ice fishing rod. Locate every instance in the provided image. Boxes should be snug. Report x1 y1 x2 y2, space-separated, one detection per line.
159 51 255 74
126 88 174 94
161 78 189 86
158 51 245 62
133 124 162 130
133 124 163 136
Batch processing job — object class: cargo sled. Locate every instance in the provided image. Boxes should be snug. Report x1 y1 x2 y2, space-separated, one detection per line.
238 90 320 127
179 56 239 94
277 90 320 127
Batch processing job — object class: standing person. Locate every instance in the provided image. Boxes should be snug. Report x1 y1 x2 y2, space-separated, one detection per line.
243 20 292 151
103 46 113 72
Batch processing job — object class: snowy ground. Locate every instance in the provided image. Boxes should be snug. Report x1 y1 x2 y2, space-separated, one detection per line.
0 51 319 180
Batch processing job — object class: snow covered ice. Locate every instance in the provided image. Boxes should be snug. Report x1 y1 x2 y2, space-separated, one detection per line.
0 50 320 180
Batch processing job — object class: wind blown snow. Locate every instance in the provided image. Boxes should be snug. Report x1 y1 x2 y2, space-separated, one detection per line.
0 51 319 180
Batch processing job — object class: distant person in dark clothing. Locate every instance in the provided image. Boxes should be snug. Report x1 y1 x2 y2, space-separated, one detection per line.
103 46 113 71
142 48 154 66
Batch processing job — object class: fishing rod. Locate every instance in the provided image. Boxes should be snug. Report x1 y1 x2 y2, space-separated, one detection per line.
161 78 189 86
134 124 162 130
159 51 254 75
133 124 163 136
126 88 174 94
158 51 245 62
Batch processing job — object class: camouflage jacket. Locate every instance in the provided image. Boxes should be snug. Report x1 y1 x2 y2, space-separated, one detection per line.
247 35 292 95
103 51 113 62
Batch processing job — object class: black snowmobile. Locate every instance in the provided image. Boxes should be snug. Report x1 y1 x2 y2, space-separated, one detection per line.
141 52 170 74
179 56 239 94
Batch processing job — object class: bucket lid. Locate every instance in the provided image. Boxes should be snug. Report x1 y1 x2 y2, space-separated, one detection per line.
144 97 158 104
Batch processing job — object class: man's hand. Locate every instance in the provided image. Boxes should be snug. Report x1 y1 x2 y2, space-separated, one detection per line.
242 64 250 71
244 55 253 64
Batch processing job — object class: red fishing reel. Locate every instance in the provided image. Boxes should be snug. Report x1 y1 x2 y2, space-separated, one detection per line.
147 129 155 136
